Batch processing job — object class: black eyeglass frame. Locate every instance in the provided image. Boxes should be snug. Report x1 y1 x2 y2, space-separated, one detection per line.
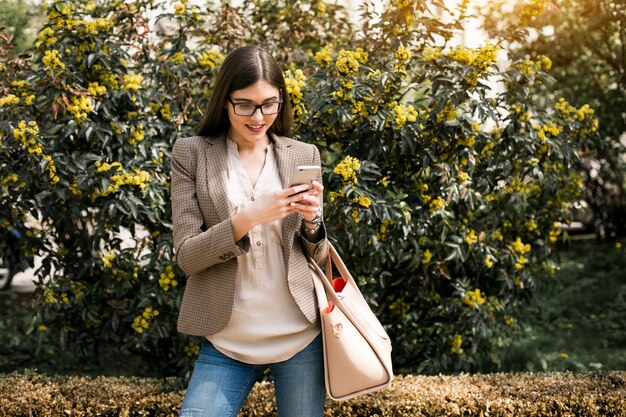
227 98 284 116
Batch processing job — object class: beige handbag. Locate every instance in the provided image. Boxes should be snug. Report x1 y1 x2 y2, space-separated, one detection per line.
308 243 393 401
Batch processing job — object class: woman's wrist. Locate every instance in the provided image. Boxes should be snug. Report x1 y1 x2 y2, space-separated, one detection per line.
231 208 256 242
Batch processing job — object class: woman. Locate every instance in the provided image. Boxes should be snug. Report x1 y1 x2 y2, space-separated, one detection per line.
171 45 328 417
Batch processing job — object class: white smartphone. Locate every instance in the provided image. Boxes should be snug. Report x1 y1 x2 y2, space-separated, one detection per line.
289 165 321 188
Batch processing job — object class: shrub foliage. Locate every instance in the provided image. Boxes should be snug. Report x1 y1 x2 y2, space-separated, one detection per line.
1 371 625 416
0 0 604 374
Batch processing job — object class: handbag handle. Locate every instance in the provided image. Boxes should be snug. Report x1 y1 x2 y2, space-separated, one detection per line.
311 243 370 309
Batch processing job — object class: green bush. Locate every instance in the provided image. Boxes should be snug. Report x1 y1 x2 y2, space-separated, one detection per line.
0 0 605 375
1 371 625 416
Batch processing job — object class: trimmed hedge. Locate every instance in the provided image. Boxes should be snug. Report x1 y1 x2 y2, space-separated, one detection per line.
0 371 624 416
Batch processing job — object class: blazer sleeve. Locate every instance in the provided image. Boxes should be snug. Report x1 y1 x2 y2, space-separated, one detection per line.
171 138 250 276
299 144 329 267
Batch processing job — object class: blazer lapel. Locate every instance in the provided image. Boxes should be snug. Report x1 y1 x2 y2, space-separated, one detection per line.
272 134 300 258
204 136 231 222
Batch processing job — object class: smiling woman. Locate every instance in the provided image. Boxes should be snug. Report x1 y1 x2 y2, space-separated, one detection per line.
171 46 330 417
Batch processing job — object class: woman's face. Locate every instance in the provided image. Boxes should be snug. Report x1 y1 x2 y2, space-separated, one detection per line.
226 80 281 148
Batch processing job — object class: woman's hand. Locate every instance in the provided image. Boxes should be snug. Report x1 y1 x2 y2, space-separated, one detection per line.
289 180 323 222
230 183 317 241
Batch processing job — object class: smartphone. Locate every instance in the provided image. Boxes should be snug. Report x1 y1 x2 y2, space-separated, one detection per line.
289 165 321 188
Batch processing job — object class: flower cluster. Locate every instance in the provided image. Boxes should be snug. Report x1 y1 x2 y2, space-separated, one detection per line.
450 334 463 355
511 237 531 269
314 44 334 67
101 250 116 268
429 196 446 212
42 49 66 72
92 162 151 199
183 342 200 358
446 43 500 73
464 288 486 308
333 155 360 184
394 45 411 72
520 0 547 24
159 265 178 292
67 96 94 120
353 194 372 208
128 125 145 145
197 50 224 69
132 306 159 334
13 121 43 155
43 155 60 184
88 82 106 96
0 94 20 107
123 71 143 91
391 102 418 129
335 49 360 76
284 69 307 125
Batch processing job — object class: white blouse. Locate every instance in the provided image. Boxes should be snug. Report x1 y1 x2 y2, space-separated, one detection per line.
207 138 319 364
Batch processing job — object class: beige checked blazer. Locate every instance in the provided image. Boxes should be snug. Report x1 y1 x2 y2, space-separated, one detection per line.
171 133 329 337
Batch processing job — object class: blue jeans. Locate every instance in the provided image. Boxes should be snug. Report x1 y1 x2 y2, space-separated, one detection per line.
179 334 326 417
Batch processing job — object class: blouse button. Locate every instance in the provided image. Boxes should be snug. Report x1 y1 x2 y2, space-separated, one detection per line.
256 241 261 246
251 197 255 201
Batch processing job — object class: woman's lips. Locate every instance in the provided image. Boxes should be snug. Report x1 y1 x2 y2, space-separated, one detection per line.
246 124 265 133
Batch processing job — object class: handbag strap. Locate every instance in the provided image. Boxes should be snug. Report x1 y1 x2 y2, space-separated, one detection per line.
311 243 370 308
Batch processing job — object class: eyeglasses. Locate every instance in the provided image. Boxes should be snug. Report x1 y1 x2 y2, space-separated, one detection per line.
228 98 283 116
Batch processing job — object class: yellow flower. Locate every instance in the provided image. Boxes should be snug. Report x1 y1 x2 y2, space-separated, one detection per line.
511 237 531 254
464 288 485 308
43 155 60 184
197 50 224 69
457 172 470 183
174 2 185 15
335 49 359 76
159 265 178 291
123 71 143 91
314 45 334 67
396 45 412 61
484 254 494 269
101 250 116 268
422 46 442 62
169 51 185 65
284 69 306 103
447 45 476 65
616 242 622 249
464 230 478 246
353 195 372 208
429 196 446 212
88 82 106 96
438 101 457 122
391 102 418 129
333 156 360 184
13 120 43 155
525 218 537 232
521 0 547 24
517 59 535 75
42 49 66 72
67 96 93 120
350 208 360 224
184 342 200 358
450 334 463 355
535 55 552 71
160 103 172 120
421 249 432 264
0 94 20 106
503 315 516 327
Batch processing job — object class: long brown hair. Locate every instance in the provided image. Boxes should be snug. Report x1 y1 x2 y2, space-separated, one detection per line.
196 46 293 138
